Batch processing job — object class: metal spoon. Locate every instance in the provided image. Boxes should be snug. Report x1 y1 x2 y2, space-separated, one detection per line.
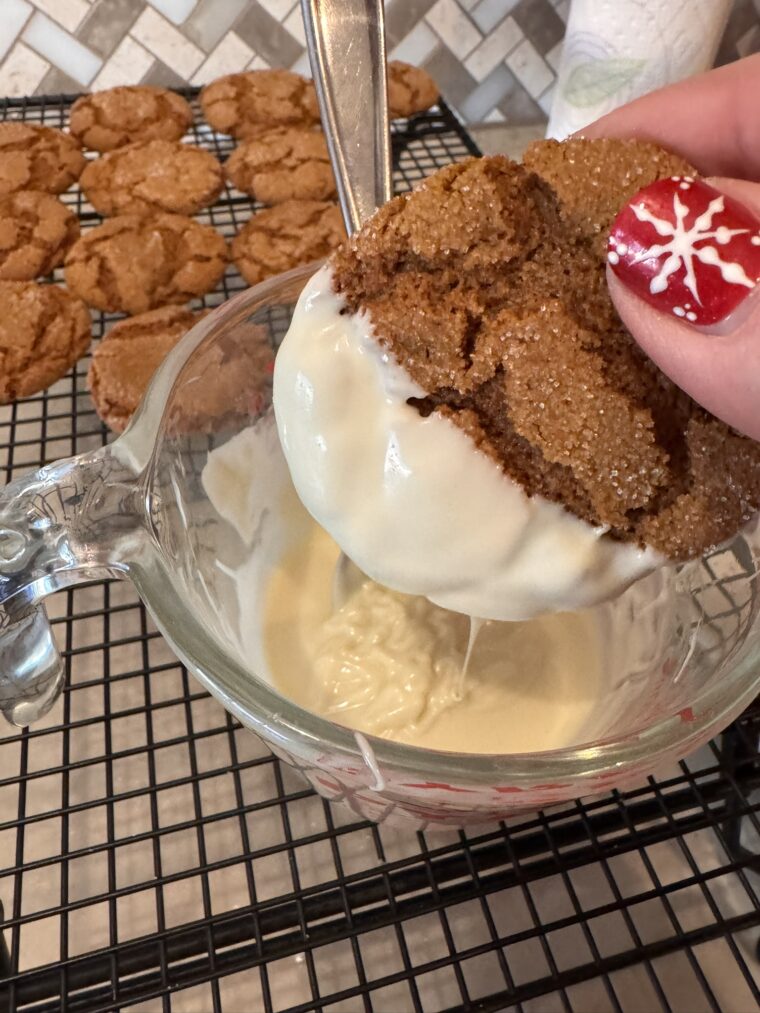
300 0 393 607
301 0 392 233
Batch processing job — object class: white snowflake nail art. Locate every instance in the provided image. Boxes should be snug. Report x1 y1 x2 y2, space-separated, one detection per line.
608 178 760 326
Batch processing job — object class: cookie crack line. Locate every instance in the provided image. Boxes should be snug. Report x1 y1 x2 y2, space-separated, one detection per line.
331 143 760 559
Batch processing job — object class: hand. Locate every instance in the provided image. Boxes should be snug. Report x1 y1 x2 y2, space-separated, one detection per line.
583 54 760 440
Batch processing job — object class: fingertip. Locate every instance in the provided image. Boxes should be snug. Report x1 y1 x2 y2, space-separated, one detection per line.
607 269 760 441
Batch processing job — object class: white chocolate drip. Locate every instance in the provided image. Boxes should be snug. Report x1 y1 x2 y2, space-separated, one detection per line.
457 616 485 701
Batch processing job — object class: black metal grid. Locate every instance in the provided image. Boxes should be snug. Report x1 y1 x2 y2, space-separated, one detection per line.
0 90 758 1013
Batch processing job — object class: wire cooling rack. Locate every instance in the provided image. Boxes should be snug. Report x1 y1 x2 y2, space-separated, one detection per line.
0 89 759 1013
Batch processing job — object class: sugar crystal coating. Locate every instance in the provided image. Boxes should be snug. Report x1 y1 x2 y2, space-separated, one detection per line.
331 140 760 559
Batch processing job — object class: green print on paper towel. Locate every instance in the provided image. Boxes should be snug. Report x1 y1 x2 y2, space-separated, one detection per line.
563 57 647 108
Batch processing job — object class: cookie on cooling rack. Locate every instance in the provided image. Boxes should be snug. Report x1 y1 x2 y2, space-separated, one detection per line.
80 139 224 217
0 281 91 403
88 305 209 432
387 61 439 118
0 123 85 196
89 307 274 434
231 200 345 286
200 69 320 139
69 86 193 152
64 213 229 315
0 190 80 280
224 126 336 204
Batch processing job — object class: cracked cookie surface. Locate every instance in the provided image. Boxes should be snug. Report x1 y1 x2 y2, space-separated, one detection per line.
65 213 229 314
80 140 224 217
70 86 193 152
0 190 80 280
88 305 208 431
224 126 336 204
331 141 760 560
387 61 439 118
0 123 85 196
89 307 273 433
200 69 320 139
0 281 91 403
231 200 345 286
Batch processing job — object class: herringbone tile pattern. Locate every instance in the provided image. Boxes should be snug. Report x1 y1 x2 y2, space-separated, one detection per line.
0 0 758 123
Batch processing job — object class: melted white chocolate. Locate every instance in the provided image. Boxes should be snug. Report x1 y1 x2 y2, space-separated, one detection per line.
273 265 664 622
201 424 690 756
263 518 605 753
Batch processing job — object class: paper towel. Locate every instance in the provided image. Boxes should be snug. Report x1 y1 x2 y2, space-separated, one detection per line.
547 0 732 140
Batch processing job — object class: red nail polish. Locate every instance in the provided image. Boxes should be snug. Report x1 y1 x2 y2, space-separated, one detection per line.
608 176 760 327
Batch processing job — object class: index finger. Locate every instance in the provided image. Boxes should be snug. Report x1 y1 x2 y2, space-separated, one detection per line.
580 54 760 182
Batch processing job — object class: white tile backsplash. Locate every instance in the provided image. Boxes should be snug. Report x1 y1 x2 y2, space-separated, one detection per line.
283 5 307 47
505 35 553 99
30 0 89 34
264 0 299 19
472 0 521 34
289 49 311 75
147 0 199 28
0 0 32 65
465 14 521 82
0 39 46 95
90 34 155 90
538 80 556 115
460 60 514 120
546 38 564 73
131 5 204 79
183 0 249 52
390 21 439 66
22 9 101 85
190 30 253 85
426 0 483 61
247 53 271 71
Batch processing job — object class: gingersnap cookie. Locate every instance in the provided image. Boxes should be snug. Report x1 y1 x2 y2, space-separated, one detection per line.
523 137 696 258
0 123 85 197
89 306 272 433
200 69 319 139
165 320 274 435
65 213 229 315
387 61 439 118
69 86 193 152
88 306 208 431
0 190 80 280
0 281 91 403
80 140 223 217
224 126 336 204
232 200 345 286
331 141 760 560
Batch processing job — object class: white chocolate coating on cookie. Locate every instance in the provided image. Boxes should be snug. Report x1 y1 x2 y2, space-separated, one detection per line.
273 267 664 621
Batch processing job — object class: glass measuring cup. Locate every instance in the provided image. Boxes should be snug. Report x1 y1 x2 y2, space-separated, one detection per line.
1 262 759 829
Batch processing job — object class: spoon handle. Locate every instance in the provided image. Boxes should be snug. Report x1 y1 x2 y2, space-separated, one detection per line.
301 0 393 234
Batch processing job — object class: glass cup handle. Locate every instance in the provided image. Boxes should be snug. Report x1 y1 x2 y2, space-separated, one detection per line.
0 446 139 726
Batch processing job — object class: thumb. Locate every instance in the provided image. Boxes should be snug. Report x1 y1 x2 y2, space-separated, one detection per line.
606 176 760 441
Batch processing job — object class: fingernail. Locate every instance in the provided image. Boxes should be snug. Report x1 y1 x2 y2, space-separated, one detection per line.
607 176 760 327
